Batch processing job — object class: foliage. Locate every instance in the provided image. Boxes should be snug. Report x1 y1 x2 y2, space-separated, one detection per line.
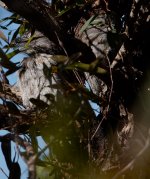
0 0 150 178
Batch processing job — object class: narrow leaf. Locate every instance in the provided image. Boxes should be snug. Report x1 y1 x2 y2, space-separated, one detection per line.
5 101 20 115
0 30 8 43
79 15 97 34
1 137 12 170
10 26 20 44
19 23 26 36
6 49 20 60
0 48 8 61
0 25 8 30
0 48 18 71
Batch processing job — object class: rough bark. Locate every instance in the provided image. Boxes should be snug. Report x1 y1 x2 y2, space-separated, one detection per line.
1 0 95 62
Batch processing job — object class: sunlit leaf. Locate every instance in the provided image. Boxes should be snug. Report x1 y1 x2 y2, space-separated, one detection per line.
19 23 26 36
79 15 97 34
6 49 20 60
0 30 8 43
24 34 35 48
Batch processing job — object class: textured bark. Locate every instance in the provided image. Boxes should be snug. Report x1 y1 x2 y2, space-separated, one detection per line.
1 0 95 62
1 0 61 45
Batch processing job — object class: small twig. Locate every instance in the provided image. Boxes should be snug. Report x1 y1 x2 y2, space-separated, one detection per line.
55 31 68 57
0 167 8 178
91 55 113 140
110 45 125 69
91 115 105 140
106 55 114 112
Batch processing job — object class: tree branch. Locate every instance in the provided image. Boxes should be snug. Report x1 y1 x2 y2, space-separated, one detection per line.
0 0 95 62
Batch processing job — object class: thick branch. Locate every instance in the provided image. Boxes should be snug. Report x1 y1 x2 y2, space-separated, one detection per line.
1 0 95 62
1 0 60 44
0 104 31 132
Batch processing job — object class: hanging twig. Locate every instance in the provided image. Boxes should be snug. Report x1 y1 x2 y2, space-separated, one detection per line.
91 55 113 140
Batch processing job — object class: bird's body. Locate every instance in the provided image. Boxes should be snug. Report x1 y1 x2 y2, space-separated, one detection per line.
17 10 121 108
18 54 59 108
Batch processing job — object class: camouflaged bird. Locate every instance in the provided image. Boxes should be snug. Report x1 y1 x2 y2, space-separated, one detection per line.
16 3 125 108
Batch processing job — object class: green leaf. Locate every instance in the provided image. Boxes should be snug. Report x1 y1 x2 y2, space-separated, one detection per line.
18 23 26 36
0 13 19 23
10 26 20 44
0 48 18 71
6 49 20 60
24 34 35 48
79 15 97 35
2 14 23 27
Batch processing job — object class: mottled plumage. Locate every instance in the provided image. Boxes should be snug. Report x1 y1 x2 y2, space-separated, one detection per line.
17 11 122 108
18 54 59 108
